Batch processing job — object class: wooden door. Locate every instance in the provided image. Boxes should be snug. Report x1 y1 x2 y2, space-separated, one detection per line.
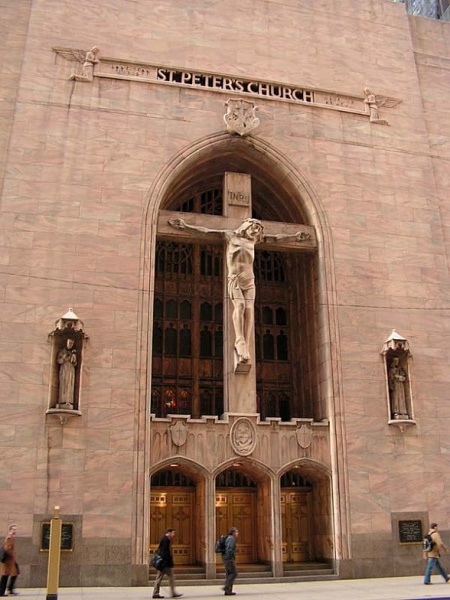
281 490 312 562
150 488 195 565
216 489 257 563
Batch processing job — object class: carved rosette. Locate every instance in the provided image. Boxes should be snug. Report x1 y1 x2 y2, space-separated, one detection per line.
230 417 256 456
170 421 188 447
296 424 312 449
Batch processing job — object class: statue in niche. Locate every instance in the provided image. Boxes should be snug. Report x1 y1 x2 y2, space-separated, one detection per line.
168 217 310 364
388 356 409 419
56 338 77 408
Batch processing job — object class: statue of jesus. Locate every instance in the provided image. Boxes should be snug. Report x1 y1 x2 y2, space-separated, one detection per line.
168 217 310 364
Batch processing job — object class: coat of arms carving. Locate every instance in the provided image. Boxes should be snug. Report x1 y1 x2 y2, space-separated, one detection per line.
224 99 260 136
170 420 187 447
230 417 256 456
296 424 312 449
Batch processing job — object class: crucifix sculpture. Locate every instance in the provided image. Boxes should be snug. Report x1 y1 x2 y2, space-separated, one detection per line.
168 216 310 364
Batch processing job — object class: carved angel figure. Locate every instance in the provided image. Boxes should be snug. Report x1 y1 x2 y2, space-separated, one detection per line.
53 46 100 82
363 87 401 125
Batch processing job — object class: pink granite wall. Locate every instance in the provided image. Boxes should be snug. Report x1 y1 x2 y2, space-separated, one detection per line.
0 0 449 585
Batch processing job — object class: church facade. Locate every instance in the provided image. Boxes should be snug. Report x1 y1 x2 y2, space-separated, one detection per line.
1 0 450 587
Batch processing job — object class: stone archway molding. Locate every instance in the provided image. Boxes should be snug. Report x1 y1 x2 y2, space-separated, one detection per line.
278 457 332 482
135 132 350 570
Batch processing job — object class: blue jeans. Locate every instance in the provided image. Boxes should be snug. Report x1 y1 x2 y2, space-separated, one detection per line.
424 557 449 583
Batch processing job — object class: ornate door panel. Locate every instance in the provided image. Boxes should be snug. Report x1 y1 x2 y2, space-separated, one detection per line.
281 491 312 562
150 489 195 565
216 490 257 563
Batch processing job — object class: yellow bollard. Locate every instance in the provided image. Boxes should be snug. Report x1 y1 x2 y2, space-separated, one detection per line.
46 506 62 600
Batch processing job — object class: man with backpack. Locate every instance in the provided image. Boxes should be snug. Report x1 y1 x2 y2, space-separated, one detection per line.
222 527 239 596
423 522 450 585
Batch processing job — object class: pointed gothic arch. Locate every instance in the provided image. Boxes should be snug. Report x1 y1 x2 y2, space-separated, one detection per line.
140 134 341 413
136 133 350 572
145 133 334 420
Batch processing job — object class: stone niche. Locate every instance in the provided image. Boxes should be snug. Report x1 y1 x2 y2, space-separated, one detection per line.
381 330 415 431
47 309 87 423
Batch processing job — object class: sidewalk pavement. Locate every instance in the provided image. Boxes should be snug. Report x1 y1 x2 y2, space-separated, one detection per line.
15 577 450 600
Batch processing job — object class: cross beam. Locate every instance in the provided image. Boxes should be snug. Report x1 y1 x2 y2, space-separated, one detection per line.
158 210 317 252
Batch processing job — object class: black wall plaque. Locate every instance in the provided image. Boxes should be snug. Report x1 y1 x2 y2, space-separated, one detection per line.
41 522 74 551
398 519 423 544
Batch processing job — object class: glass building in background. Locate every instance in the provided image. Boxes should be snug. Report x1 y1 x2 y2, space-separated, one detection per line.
392 0 450 19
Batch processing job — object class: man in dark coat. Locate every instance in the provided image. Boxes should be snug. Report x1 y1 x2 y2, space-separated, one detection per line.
222 527 239 596
152 528 183 599
0 524 19 596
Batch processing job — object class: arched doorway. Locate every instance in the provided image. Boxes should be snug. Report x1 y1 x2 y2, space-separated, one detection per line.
215 468 258 564
279 463 333 571
142 134 345 578
150 470 197 565
280 471 313 562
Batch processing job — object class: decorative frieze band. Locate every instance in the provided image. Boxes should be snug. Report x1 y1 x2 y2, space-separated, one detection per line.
53 47 401 124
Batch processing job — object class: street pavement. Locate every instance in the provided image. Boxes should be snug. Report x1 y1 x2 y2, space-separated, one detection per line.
15 577 450 600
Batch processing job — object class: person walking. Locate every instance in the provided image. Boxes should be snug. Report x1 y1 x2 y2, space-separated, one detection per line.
152 528 183 599
423 522 450 585
0 524 19 596
222 527 239 596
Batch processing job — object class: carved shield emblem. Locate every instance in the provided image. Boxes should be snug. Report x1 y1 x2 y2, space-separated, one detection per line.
170 420 187 447
296 424 312 449
224 99 260 136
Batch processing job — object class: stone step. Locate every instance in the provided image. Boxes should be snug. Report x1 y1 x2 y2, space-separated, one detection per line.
176 572 338 587
283 562 333 571
165 563 336 586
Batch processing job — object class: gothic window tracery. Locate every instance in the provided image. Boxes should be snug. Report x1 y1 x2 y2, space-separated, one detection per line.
152 230 223 417
152 186 316 421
